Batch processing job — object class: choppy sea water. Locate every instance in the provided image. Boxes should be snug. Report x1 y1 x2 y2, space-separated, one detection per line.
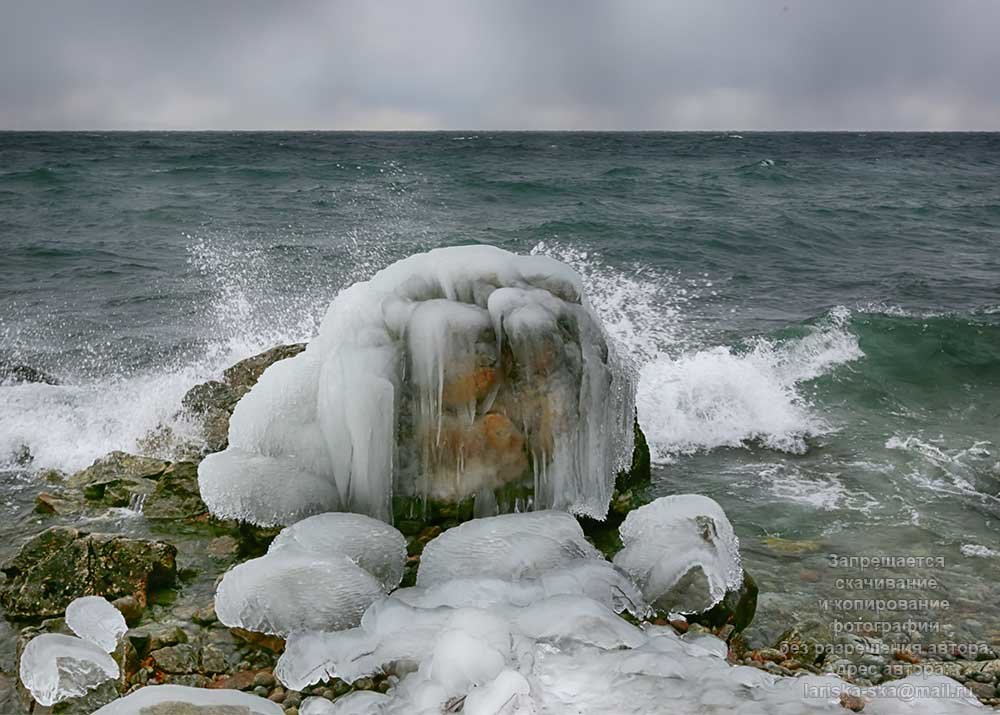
1 131 999 652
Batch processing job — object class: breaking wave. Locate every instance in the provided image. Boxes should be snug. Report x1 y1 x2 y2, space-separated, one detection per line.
637 308 863 461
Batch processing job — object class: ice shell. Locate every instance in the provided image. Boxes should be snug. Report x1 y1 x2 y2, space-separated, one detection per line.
18 633 119 707
64 595 127 652
214 550 385 636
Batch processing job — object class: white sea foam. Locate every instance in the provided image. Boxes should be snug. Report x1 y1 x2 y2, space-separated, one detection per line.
961 543 1000 559
637 308 863 460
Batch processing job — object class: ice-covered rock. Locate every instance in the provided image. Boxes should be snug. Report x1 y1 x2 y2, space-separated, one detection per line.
18 632 119 706
64 595 127 652
268 512 406 590
90 684 283 714
215 550 385 636
416 510 601 586
199 245 636 525
613 494 743 614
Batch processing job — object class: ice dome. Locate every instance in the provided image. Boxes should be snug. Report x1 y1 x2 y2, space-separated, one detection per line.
613 494 743 614
198 245 636 525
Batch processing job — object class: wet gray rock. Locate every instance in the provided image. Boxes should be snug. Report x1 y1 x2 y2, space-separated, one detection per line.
150 643 200 674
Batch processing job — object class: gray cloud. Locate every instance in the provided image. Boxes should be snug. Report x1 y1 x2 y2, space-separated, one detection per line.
1 0 998 130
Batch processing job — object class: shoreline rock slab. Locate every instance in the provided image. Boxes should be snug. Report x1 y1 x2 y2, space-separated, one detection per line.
1 527 177 619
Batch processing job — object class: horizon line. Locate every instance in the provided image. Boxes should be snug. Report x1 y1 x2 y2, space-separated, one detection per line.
2 128 1000 133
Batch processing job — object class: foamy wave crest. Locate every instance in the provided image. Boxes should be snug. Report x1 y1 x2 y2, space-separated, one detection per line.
638 308 863 461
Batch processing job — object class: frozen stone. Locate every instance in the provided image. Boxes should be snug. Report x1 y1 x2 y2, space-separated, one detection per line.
90 683 283 714
199 245 636 525
64 595 127 652
417 510 601 586
215 550 385 636
268 512 406 589
18 633 119 706
613 494 743 614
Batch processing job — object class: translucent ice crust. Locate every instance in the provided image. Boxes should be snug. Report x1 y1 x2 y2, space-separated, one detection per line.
19 633 119 706
198 245 636 526
613 494 743 614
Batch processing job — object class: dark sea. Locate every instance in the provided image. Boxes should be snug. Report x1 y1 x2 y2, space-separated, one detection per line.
1 132 999 655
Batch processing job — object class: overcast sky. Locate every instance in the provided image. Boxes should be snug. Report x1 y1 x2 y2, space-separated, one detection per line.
1 1 998 130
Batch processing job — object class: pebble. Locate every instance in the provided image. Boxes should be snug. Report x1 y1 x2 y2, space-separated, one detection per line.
254 671 277 688
284 692 302 708
253 686 268 698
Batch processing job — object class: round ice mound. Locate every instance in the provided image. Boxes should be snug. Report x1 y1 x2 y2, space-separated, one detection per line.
198 245 636 526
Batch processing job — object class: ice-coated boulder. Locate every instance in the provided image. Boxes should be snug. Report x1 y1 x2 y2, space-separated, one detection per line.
199 245 636 525
18 632 119 706
416 510 601 586
90 684 283 714
64 595 127 652
215 550 385 636
268 512 406 590
613 494 743 614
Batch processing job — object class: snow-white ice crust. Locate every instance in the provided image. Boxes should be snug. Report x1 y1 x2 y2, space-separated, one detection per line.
90 683 283 714
267 510 980 714
19 632 119 706
613 494 743 613
199 245 636 525
64 595 127 653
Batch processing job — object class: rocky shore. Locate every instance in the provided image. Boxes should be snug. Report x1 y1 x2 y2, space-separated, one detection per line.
2 344 999 712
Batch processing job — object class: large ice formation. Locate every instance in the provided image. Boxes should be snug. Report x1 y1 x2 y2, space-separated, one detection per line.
270 508 981 714
90 684 282 714
215 512 406 636
64 595 128 653
199 245 636 525
19 632 119 706
613 494 743 614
